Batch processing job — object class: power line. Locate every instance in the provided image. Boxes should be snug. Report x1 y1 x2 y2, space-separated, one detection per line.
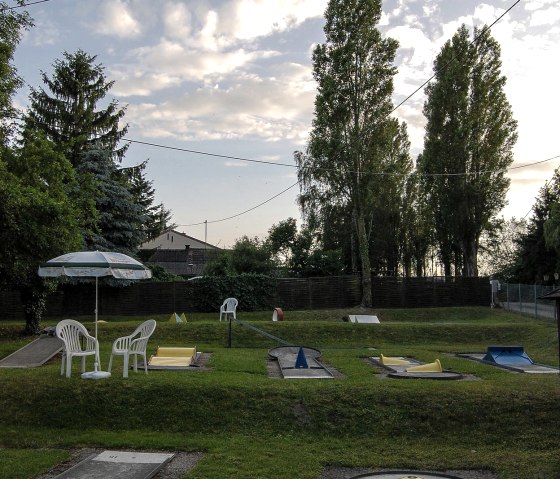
509 154 560 171
7 0 51 9
175 181 300 227
123 138 295 168
390 0 521 114
126 135 560 177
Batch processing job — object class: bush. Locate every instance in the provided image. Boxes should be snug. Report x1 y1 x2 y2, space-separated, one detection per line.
189 274 275 312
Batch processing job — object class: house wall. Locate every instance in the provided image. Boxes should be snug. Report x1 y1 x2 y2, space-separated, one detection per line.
142 230 216 250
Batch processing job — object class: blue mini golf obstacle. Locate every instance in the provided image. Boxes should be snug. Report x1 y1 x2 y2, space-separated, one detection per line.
457 345 559 373
268 346 334 379
482 345 533 366
295 346 309 368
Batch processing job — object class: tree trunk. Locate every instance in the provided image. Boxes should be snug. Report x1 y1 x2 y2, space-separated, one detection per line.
462 239 478 277
415 258 423 278
356 210 372 307
20 284 48 335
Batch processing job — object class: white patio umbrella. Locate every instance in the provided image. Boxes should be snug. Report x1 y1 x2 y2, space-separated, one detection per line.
38 251 152 379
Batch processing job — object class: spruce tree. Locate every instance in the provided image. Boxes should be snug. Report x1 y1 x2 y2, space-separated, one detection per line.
77 148 145 255
119 160 173 242
27 49 128 167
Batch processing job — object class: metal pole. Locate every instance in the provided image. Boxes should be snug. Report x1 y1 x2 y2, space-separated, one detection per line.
535 284 538 318
556 301 560 375
204 220 208 265
228 316 232 348
519 284 522 312
95 276 98 339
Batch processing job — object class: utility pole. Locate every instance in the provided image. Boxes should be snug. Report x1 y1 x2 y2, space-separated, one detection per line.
204 220 207 263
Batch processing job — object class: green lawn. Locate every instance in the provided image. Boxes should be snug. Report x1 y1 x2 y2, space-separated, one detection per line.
0 307 559 478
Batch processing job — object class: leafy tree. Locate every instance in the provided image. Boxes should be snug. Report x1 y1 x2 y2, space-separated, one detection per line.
204 252 232 276
419 24 518 276
0 3 81 334
513 169 560 283
229 236 275 275
27 49 128 167
205 236 275 276
0 132 82 333
0 1 32 145
296 0 401 306
478 217 526 280
544 203 560 255
267 218 344 277
267 218 298 267
289 228 344 277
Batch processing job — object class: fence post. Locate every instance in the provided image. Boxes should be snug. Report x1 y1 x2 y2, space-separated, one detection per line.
534 284 538 318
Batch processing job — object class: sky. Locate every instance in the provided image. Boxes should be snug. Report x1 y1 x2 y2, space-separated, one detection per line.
11 0 560 248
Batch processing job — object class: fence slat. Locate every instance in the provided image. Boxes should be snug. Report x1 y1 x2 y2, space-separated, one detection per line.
0 275 491 319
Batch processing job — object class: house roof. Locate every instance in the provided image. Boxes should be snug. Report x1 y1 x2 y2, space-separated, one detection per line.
140 228 221 251
539 287 560 300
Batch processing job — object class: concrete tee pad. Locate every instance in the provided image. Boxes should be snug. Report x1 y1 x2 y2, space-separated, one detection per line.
268 346 334 379
349 472 462 478
349 315 380 323
369 357 463 380
54 450 174 479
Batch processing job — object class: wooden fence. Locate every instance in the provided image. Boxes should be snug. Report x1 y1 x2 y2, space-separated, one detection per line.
0 275 490 319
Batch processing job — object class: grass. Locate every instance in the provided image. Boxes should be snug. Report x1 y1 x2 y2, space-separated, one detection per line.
0 307 559 478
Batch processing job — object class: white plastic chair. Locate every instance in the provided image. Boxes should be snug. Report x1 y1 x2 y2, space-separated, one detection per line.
219 298 238 321
55 319 100 378
108 319 156 378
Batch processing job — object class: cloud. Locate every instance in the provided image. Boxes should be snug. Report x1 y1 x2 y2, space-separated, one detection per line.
529 6 560 26
93 0 142 38
161 0 326 51
22 13 60 46
525 0 559 11
110 70 183 96
219 0 327 41
125 64 315 143
114 38 277 90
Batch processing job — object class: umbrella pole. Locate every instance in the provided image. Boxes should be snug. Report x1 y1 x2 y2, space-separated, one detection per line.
95 276 99 372
95 276 99 340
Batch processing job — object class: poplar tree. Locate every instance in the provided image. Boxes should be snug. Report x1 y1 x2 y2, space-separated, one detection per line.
296 0 405 306
419 25 517 276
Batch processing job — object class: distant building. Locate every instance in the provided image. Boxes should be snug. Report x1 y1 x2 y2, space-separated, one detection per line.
140 229 222 277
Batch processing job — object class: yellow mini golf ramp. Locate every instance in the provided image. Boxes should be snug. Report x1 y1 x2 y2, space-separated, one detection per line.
406 359 443 373
148 346 198 369
380 354 413 366
371 355 462 380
